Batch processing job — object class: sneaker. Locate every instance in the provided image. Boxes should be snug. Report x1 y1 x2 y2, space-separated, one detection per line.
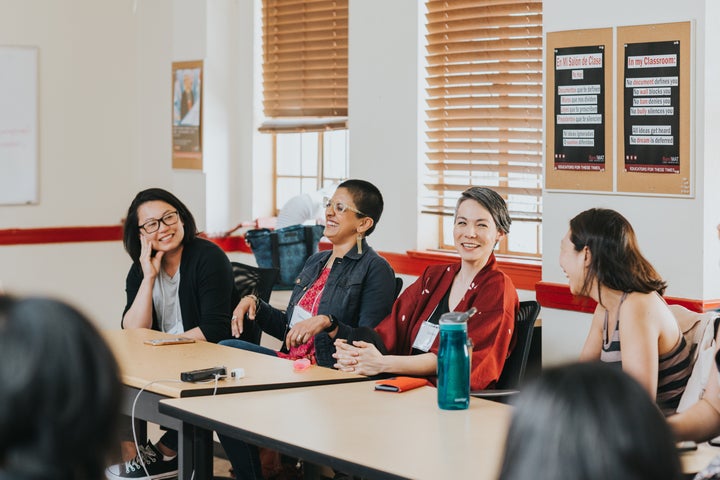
106 441 178 479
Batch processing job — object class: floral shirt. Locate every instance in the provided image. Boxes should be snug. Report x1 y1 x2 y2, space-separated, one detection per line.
277 266 331 363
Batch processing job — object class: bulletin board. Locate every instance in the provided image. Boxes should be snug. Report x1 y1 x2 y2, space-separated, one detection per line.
616 22 692 196
545 28 613 192
0 46 39 205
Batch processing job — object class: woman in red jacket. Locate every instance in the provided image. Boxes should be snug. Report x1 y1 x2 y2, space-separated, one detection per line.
316 186 519 390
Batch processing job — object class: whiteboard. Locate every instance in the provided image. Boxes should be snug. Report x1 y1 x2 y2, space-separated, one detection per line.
0 46 38 205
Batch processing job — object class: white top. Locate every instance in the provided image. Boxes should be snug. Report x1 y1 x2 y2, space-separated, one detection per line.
276 185 336 229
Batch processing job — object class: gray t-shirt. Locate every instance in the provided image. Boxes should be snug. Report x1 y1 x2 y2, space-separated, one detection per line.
153 269 183 334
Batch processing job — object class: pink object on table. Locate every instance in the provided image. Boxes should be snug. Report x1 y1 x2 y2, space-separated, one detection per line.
293 358 311 371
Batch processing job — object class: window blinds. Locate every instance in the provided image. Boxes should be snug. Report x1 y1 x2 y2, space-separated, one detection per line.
424 0 543 222
261 0 348 132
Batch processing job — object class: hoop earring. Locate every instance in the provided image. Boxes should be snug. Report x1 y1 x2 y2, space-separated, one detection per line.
357 234 363 254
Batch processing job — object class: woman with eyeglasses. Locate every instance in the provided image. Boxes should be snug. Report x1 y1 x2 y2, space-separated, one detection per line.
106 188 238 480
223 178 395 361
120 188 237 342
220 179 396 480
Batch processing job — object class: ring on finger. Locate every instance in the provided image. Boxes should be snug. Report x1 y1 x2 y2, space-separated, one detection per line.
232 315 237 320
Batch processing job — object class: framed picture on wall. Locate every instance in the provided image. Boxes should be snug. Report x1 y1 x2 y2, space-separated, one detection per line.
172 60 202 170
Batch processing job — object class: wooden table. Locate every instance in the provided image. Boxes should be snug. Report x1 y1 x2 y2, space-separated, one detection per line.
160 382 513 480
103 328 367 479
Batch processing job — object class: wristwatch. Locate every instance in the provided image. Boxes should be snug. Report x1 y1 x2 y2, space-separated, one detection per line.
323 314 338 333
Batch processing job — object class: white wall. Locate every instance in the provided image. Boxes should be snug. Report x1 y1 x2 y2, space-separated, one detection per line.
0 0 142 328
541 0 720 365
348 0 425 253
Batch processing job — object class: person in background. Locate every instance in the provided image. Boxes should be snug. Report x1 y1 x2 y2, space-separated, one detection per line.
670 223 720 480
221 179 396 479
274 184 336 229
180 72 194 120
106 187 238 480
320 186 518 391
560 208 692 415
498 362 682 480
0 295 122 480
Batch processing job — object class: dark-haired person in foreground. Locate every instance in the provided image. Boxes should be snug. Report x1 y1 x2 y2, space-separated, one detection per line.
498 362 682 480
0 295 122 480
106 187 238 480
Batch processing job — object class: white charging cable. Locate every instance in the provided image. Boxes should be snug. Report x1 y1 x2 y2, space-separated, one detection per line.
130 371 236 478
130 379 183 479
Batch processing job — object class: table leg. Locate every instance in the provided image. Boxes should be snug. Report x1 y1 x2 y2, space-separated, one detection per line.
178 421 212 480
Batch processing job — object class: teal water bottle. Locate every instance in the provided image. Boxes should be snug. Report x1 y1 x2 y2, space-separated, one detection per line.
437 307 475 410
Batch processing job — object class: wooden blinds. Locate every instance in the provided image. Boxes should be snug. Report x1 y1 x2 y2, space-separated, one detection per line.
424 0 543 221
261 0 348 131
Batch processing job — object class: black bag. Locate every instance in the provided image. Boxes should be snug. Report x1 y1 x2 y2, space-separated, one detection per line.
245 224 325 289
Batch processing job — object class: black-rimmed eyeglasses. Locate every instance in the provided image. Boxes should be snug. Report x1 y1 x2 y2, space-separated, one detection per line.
139 211 179 234
323 197 367 217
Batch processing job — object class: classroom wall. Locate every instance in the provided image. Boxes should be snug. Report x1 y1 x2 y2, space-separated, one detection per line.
0 0 141 327
348 0 429 253
540 0 720 365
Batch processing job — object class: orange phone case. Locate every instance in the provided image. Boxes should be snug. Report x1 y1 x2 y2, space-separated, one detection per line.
374 376 429 393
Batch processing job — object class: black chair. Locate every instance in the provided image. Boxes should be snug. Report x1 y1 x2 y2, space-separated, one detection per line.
230 262 279 345
393 277 404 300
470 300 541 404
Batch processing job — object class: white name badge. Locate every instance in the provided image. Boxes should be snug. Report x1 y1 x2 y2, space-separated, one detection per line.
289 305 312 327
411 321 440 352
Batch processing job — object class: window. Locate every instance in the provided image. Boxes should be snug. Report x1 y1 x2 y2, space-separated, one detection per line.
260 0 349 211
424 1 543 257
273 130 348 212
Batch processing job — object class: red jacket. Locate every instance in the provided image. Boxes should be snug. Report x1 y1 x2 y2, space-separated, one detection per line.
375 254 519 390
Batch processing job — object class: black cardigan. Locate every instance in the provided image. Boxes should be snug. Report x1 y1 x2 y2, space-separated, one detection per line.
123 237 237 343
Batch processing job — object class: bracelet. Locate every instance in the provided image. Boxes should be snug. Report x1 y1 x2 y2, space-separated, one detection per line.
323 314 338 333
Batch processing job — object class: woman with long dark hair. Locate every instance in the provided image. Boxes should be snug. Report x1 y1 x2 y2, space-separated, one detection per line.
561 208 692 415
107 187 238 480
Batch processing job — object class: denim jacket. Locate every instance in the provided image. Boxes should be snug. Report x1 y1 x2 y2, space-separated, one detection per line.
254 238 396 353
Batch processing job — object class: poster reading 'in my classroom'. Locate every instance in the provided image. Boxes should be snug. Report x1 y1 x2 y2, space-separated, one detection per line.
554 45 606 172
623 41 680 173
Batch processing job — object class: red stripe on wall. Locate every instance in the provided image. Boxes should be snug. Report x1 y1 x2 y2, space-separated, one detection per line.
207 235 251 253
536 281 720 314
0 225 123 245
